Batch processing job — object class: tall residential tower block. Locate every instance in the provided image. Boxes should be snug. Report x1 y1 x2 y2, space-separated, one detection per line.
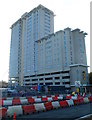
9 5 89 91
9 5 54 85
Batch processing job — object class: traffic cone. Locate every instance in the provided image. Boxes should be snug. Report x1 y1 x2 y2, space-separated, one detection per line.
13 112 16 120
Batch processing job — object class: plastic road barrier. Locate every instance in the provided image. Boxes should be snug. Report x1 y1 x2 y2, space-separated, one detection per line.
12 98 21 105
55 95 58 97
71 96 77 100
66 95 71 99
47 97 53 101
59 100 68 107
41 97 48 102
20 97 26 99
88 96 92 102
66 99 74 106
3 100 12 106
59 94 63 97
32 96 37 99
27 98 35 104
42 95 47 98
78 97 84 104
52 96 58 101
20 99 28 105
34 98 41 103
52 101 60 109
26 96 32 99
13 97 20 99
57 96 63 100
0 98 6 100
22 105 35 114
44 102 53 111
34 103 45 112
0 107 7 118
73 99 80 105
51 95 55 97
7 105 23 117
0 99 3 106
83 97 89 103
2 96 91 118
7 97 13 100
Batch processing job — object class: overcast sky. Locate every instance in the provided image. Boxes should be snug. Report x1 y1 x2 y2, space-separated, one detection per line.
0 0 91 82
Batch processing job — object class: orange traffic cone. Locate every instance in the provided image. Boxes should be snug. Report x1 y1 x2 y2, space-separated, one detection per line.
13 112 16 120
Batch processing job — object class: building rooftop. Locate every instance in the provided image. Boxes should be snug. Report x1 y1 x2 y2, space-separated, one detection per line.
36 27 87 42
11 4 54 28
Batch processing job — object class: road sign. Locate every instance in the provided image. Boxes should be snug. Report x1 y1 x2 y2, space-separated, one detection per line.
37 85 39 91
75 81 81 87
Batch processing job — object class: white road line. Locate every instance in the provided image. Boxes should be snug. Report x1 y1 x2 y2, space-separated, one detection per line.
75 114 92 120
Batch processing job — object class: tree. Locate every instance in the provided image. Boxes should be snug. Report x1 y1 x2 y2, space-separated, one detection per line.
88 72 92 84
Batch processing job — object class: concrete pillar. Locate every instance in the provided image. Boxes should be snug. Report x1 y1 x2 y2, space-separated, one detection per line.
43 77 45 85
60 77 62 85
53 77 55 85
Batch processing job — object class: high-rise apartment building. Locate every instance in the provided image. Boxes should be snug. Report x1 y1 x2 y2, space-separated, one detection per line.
9 5 88 91
23 28 89 91
9 5 54 85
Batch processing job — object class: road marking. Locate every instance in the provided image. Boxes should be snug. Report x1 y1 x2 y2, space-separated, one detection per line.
75 114 92 120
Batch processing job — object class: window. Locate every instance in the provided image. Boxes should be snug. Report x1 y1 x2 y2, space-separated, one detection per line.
55 82 60 85
55 77 60 79
32 79 38 81
45 77 52 80
62 76 70 79
25 79 30 82
45 82 53 85
39 78 43 81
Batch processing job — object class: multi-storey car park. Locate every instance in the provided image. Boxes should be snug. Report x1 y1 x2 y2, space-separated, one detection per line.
9 4 89 92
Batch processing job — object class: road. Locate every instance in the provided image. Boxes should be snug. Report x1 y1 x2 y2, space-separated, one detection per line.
6 103 91 120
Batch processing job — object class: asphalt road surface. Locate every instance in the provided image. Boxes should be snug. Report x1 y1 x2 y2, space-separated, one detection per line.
5 103 92 120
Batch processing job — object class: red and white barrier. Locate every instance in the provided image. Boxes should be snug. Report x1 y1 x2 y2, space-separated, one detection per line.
0 95 87 107
47 97 53 101
41 97 48 102
52 101 60 109
0 107 7 118
3 100 12 106
12 98 21 105
1 94 92 108
66 95 71 99
52 96 58 101
83 97 89 103
88 96 92 102
27 97 35 104
34 103 45 112
44 101 53 111
57 96 63 100
73 99 80 105
20 99 28 104
22 105 35 114
78 97 84 104
34 98 41 103
7 105 23 117
66 99 74 106
0 99 3 106
2 95 91 118
1 95 62 106
59 100 68 107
